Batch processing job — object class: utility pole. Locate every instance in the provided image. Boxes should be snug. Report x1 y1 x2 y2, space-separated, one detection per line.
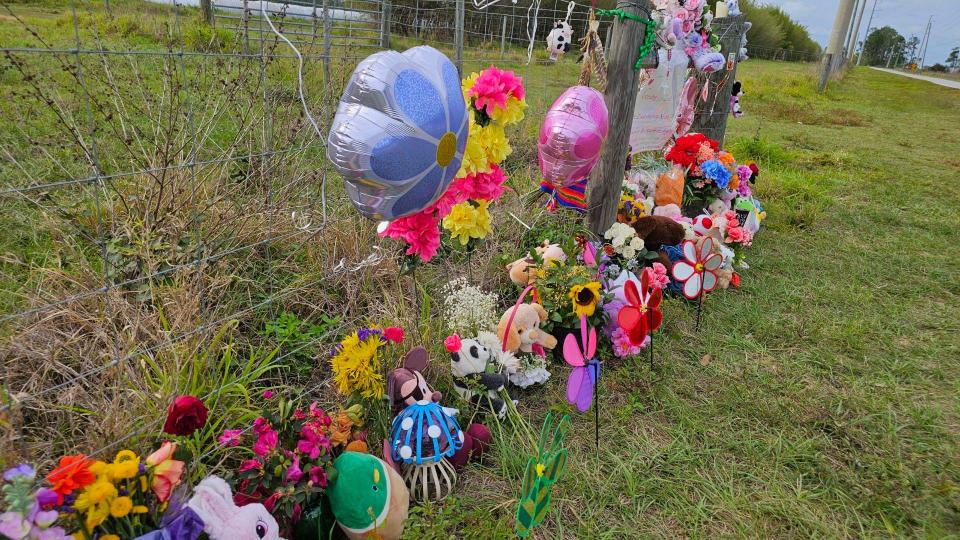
857 0 879 65
846 0 867 62
587 0 656 236
844 0 860 57
818 0 856 92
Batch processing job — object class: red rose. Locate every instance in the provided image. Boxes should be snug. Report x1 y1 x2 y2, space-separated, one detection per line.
731 272 741 288
383 326 404 343
163 395 208 436
748 162 760 182
665 133 719 168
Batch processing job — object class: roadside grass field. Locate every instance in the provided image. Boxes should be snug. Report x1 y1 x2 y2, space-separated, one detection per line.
1 2 958 538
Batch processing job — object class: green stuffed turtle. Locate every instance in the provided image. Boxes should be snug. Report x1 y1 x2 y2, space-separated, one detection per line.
327 452 409 540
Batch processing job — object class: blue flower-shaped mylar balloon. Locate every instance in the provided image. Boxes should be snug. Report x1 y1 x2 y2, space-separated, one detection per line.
327 46 469 220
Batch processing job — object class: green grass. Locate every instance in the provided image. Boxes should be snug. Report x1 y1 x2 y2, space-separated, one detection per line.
1 1 959 537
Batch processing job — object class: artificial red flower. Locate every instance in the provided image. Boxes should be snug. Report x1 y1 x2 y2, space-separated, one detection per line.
383 327 405 344
444 334 462 353
46 454 95 502
748 161 760 182
163 395 208 436
731 272 741 288
665 133 719 169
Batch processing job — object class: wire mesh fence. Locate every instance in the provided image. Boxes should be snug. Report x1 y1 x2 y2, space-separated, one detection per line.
0 0 787 467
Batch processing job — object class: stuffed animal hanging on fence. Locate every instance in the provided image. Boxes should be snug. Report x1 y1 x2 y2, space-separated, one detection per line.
730 80 744 118
545 2 577 62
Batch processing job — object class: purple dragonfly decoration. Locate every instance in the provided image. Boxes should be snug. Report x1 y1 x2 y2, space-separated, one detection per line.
563 314 601 449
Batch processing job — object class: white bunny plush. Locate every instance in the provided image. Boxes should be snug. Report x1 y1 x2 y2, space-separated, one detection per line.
187 475 284 540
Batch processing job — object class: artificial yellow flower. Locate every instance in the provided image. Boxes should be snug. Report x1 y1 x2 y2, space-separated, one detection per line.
457 120 492 178
132 505 149 514
490 96 527 126
442 200 492 245
88 461 110 478
568 282 602 318
110 450 140 480
74 479 117 512
330 332 385 400
476 123 511 165
461 71 480 103
535 462 546 477
101 535 120 540
110 496 133 518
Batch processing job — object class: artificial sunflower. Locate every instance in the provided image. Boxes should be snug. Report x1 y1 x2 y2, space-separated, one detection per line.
568 282 602 318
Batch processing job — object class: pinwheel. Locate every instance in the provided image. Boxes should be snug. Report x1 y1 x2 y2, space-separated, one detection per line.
515 413 570 538
563 314 600 449
617 268 663 369
671 237 722 330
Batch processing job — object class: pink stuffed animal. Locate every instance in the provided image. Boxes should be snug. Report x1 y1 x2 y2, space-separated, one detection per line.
187 476 283 540
684 32 724 73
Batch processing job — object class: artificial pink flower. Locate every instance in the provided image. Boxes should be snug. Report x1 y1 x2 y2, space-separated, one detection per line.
651 262 670 290
293 408 307 420
253 428 278 457
292 502 303 525
469 67 525 115
383 327 405 343
380 211 442 262
611 327 650 357
727 226 745 243
444 334 462 353
239 459 262 473
262 390 274 399
308 402 332 425
218 429 243 447
450 164 508 201
252 417 272 436
723 210 737 223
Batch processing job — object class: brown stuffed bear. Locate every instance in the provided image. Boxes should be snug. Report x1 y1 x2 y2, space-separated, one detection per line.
505 241 567 286
632 215 685 251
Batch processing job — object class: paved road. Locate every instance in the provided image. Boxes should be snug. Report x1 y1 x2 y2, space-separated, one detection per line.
870 67 960 90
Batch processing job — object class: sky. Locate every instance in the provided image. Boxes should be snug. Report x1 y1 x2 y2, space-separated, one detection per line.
762 0 960 66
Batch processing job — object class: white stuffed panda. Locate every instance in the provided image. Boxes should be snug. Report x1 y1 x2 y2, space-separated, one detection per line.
449 337 509 419
546 21 573 62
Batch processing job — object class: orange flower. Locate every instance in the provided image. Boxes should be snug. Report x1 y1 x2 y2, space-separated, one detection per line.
717 151 735 166
46 454 96 501
145 442 184 503
345 440 368 453
328 412 354 447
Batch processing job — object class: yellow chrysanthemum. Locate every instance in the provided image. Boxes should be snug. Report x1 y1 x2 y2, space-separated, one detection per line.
84 501 110 531
489 96 527 125
110 450 140 480
330 332 385 400
110 496 133 518
101 535 120 540
442 200 492 245
74 479 117 512
568 282 602 318
476 123 511 165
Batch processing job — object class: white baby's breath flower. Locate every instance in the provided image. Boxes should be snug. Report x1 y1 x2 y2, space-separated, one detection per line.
441 278 499 336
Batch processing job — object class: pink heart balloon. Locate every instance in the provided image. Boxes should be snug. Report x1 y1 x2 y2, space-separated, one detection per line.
538 86 609 189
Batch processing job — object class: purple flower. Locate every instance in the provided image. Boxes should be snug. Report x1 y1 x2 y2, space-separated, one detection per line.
35 489 58 509
3 464 35 482
356 328 382 342
0 512 30 539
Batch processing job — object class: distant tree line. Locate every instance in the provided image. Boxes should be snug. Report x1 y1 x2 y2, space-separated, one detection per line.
738 0 821 58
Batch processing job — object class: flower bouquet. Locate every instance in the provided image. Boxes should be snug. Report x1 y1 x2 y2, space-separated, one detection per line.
11 442 194 540
219 395 367 538
665 133 747 215
532 256 608 354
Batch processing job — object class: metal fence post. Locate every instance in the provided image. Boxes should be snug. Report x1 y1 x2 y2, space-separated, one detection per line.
500 16 508 60
380 0 392 49
455 0 465 74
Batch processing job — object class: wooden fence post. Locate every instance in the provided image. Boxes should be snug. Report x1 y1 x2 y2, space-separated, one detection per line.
586 1 656 236
200 0 213 25
690 14 746 147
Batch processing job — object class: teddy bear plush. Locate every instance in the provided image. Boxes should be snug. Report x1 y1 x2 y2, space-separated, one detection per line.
447 335 510 419
654 167 685 207
506 240 567 286
497 303 557 355
187 476 283 540
631 215 685 251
